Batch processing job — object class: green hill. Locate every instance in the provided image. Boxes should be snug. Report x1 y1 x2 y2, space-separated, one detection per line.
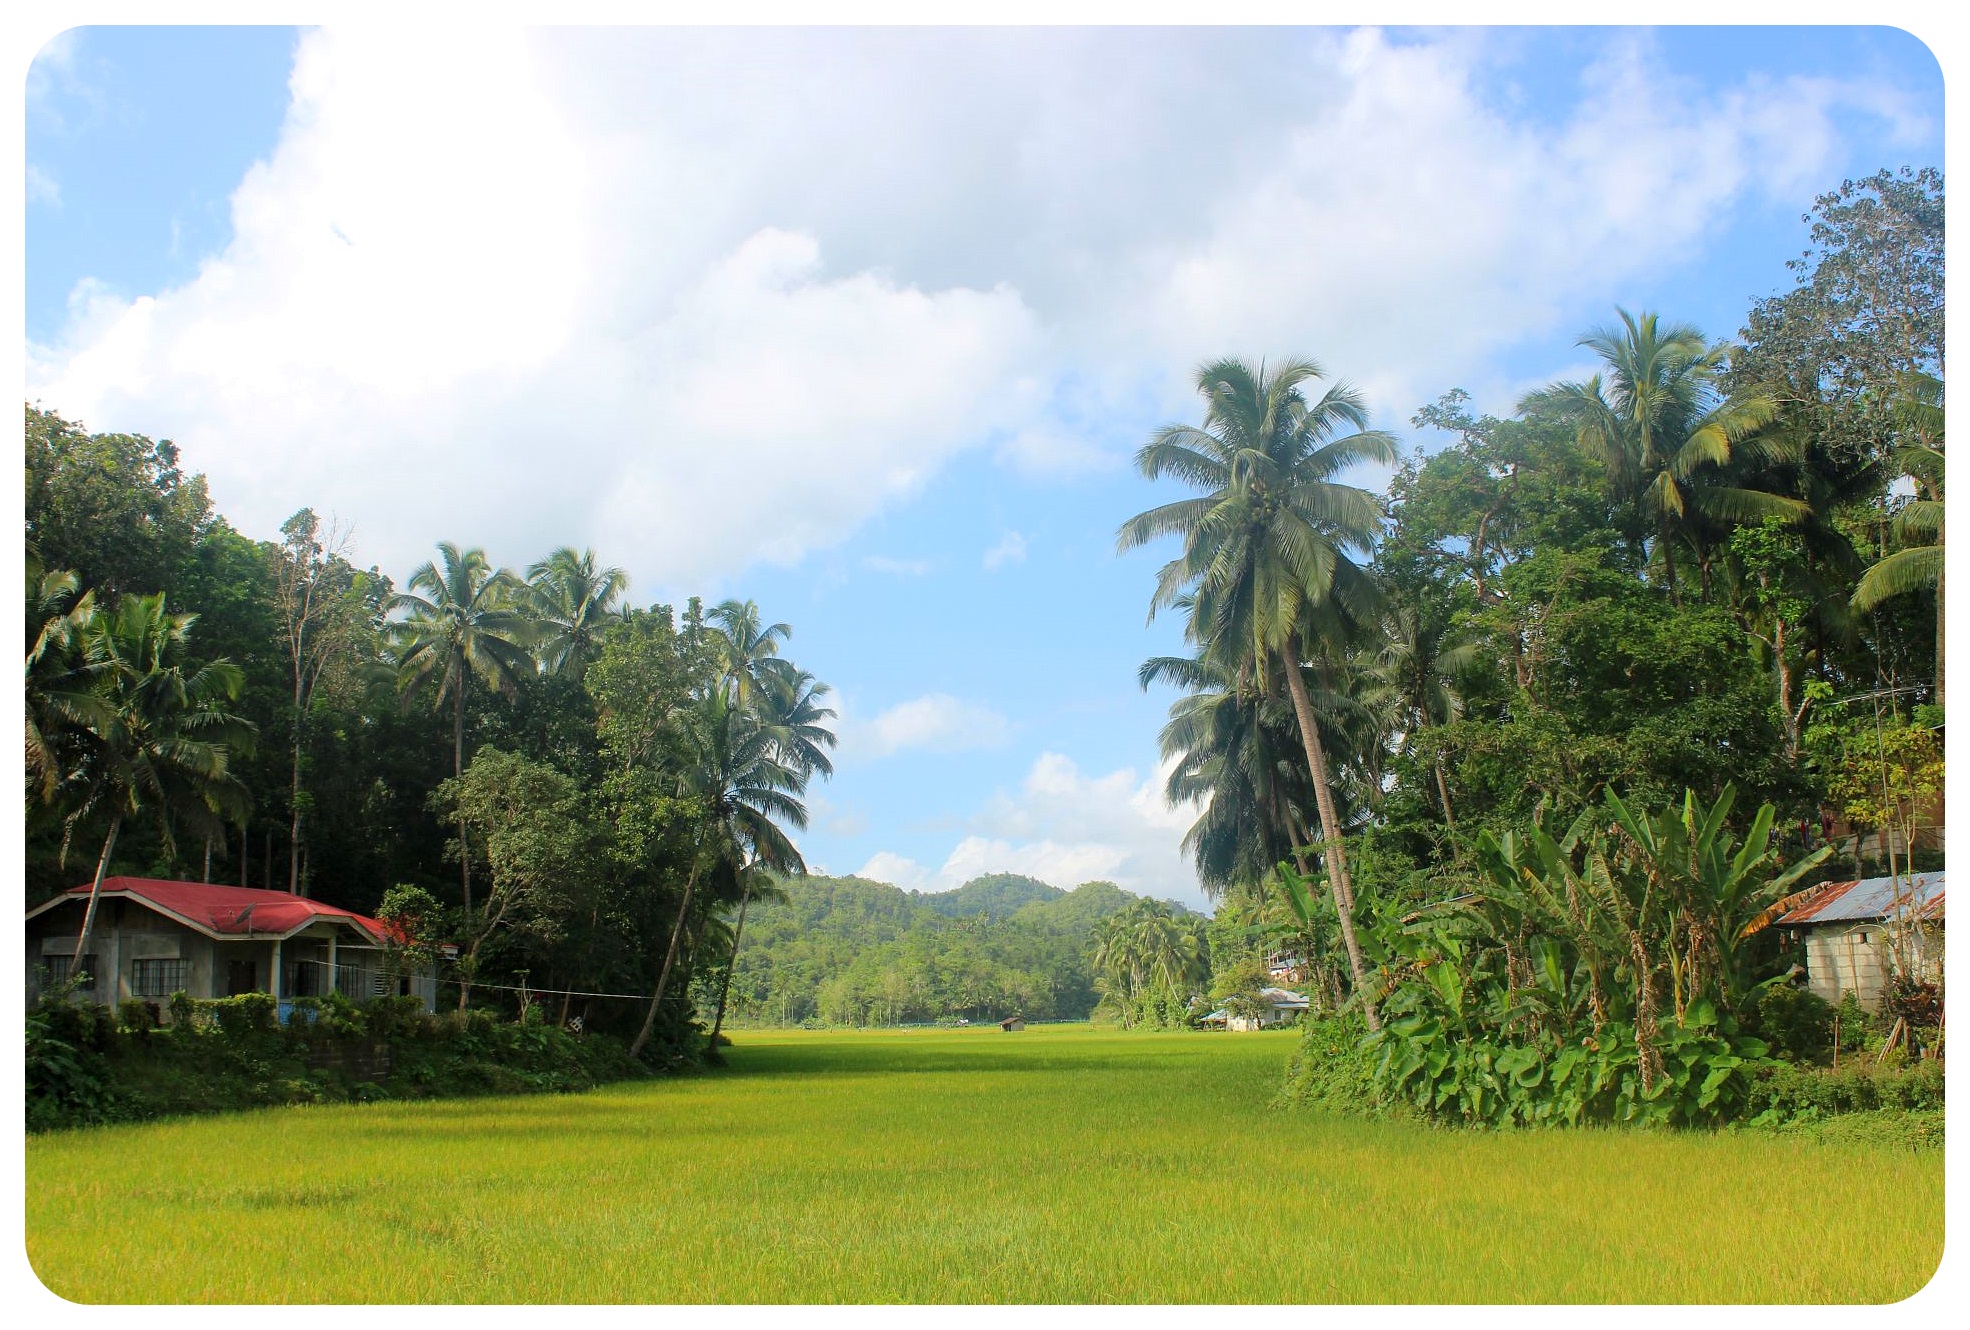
916 872 1063 920
714 872 1145 1026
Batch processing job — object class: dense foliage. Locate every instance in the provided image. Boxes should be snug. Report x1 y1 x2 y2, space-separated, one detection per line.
27 992 644 1132
1118 169 1944 1126
27 407 838 1064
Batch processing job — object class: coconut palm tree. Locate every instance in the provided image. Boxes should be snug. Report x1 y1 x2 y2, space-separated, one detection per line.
1119 356 1394 1027
525 546 628 680
1366 606 1481 835
628 686 810 1059
705 662 836 1047
707 599 793 707
1852 372 1944 705
59 594 255 979
390 543 536 916
26 550 108 805
1523 309 1808 602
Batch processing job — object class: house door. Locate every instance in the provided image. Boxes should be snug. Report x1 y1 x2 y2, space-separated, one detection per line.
227 960 258 996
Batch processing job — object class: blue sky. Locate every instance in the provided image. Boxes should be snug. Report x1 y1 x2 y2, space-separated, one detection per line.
26 26 1943 907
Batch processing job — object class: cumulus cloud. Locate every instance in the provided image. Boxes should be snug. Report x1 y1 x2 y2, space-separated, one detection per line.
27 27 1923 587
858 694 1012 758
26 164 60 206
854 751 1204 907
982 530 1027 571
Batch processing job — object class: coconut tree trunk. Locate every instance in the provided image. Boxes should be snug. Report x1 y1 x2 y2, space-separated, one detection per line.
455 679 472 919
70 814 124 994
290 672 305 894
1433 757 1458 836
1936 563 1945 710
1280 647 1379 1031
708 875 756 1047
629 846 706 1059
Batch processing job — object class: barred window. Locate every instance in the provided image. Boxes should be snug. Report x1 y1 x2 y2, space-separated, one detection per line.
131 958 190 998
42 954 99 991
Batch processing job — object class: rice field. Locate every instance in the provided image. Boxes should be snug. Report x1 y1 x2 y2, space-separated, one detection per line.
26 1025 1944 1303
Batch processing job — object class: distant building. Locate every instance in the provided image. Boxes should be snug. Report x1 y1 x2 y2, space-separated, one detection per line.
26 877 437 1016
1202 986 1310 1032
999 1015 1026 1031
1773 872 1945 1011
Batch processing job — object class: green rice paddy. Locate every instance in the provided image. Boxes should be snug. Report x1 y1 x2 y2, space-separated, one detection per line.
26 1026 1944 1303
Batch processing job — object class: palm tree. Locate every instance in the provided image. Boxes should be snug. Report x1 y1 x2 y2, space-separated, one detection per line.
390 543 537 916
1119 357 1394 1028
707 599 793 707
60 594 255 978
26 551 108 804
1523 309 1807 602
1852 373 1944 705
526 546 628 680
628 686 810 1059
706 661 836 1046
1367 606 1480 835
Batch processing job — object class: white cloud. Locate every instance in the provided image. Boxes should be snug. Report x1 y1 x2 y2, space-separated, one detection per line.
859 693 1011 758
26 164 60 206
861 555 932 577
982 530 1027 571
855 751 1205 907
26 27 1920 586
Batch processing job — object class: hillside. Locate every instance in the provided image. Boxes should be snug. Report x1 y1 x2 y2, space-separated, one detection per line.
714 873 1144 1025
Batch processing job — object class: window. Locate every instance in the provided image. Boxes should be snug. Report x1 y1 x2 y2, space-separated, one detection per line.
131 958 190 997
42 954 98 991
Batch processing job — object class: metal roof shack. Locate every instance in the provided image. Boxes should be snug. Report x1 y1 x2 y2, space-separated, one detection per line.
1774 872 1945 927
1772 872 1944 1012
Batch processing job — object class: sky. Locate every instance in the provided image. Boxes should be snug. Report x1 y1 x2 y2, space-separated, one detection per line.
24 25 1944 909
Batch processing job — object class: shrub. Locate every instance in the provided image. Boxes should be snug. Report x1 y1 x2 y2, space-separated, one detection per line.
1280 1012 1383 1115
1745 1057 1945 1125
116 1000 157 1034
1751 983 1834 1063
205 992 278 1036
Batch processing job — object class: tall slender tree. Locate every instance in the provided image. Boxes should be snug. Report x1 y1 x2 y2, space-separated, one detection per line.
390 543 536 917
1852 372 1944 705
1119 357 1394 1027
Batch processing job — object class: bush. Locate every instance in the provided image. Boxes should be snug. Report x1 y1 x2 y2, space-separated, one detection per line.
1745 1057 1945 1125
1279 1012 1383 1115
205 992 278 1036
1751 983 1834 1063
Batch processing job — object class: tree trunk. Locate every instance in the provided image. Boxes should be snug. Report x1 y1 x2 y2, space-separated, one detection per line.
709 877 756 1046
629 850 705 1059
203 833 212 884
1936 563 1945 710
70 814 123 994
1433 757 1458 836
1280 647 1379 1031
455 682 472 919
290 676 304 894
240 821 249 888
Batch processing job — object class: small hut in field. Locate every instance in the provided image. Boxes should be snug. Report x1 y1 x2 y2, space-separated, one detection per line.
999 1015 1026 1031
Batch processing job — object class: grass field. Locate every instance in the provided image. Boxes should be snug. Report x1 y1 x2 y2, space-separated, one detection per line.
27 1025 1944 1303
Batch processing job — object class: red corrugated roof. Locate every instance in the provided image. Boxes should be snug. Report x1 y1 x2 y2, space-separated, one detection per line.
37 877 393 944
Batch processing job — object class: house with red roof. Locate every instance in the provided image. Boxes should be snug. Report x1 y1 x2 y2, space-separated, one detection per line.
26 878 437 1014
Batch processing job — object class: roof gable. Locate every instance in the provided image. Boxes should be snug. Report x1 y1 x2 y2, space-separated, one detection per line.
27 877 392 944
1775 872 1945 926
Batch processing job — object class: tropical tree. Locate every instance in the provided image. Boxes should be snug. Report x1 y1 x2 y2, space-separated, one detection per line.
1119 356 1395 1027
59 594 256 979
705 660 836 1046
707 599 793 707
1852 372 1944 705
270 509 365 894
526 546 628 680
389 543 536 915
1366 606 1479 834
628 686 811 1058
26 551 107 804
1523 309 1808 601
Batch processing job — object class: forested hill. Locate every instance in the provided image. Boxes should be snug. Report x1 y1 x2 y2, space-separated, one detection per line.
714 873 1153 1026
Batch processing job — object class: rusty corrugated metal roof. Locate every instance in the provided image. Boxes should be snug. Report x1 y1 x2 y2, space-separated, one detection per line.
1775 872 1945 926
